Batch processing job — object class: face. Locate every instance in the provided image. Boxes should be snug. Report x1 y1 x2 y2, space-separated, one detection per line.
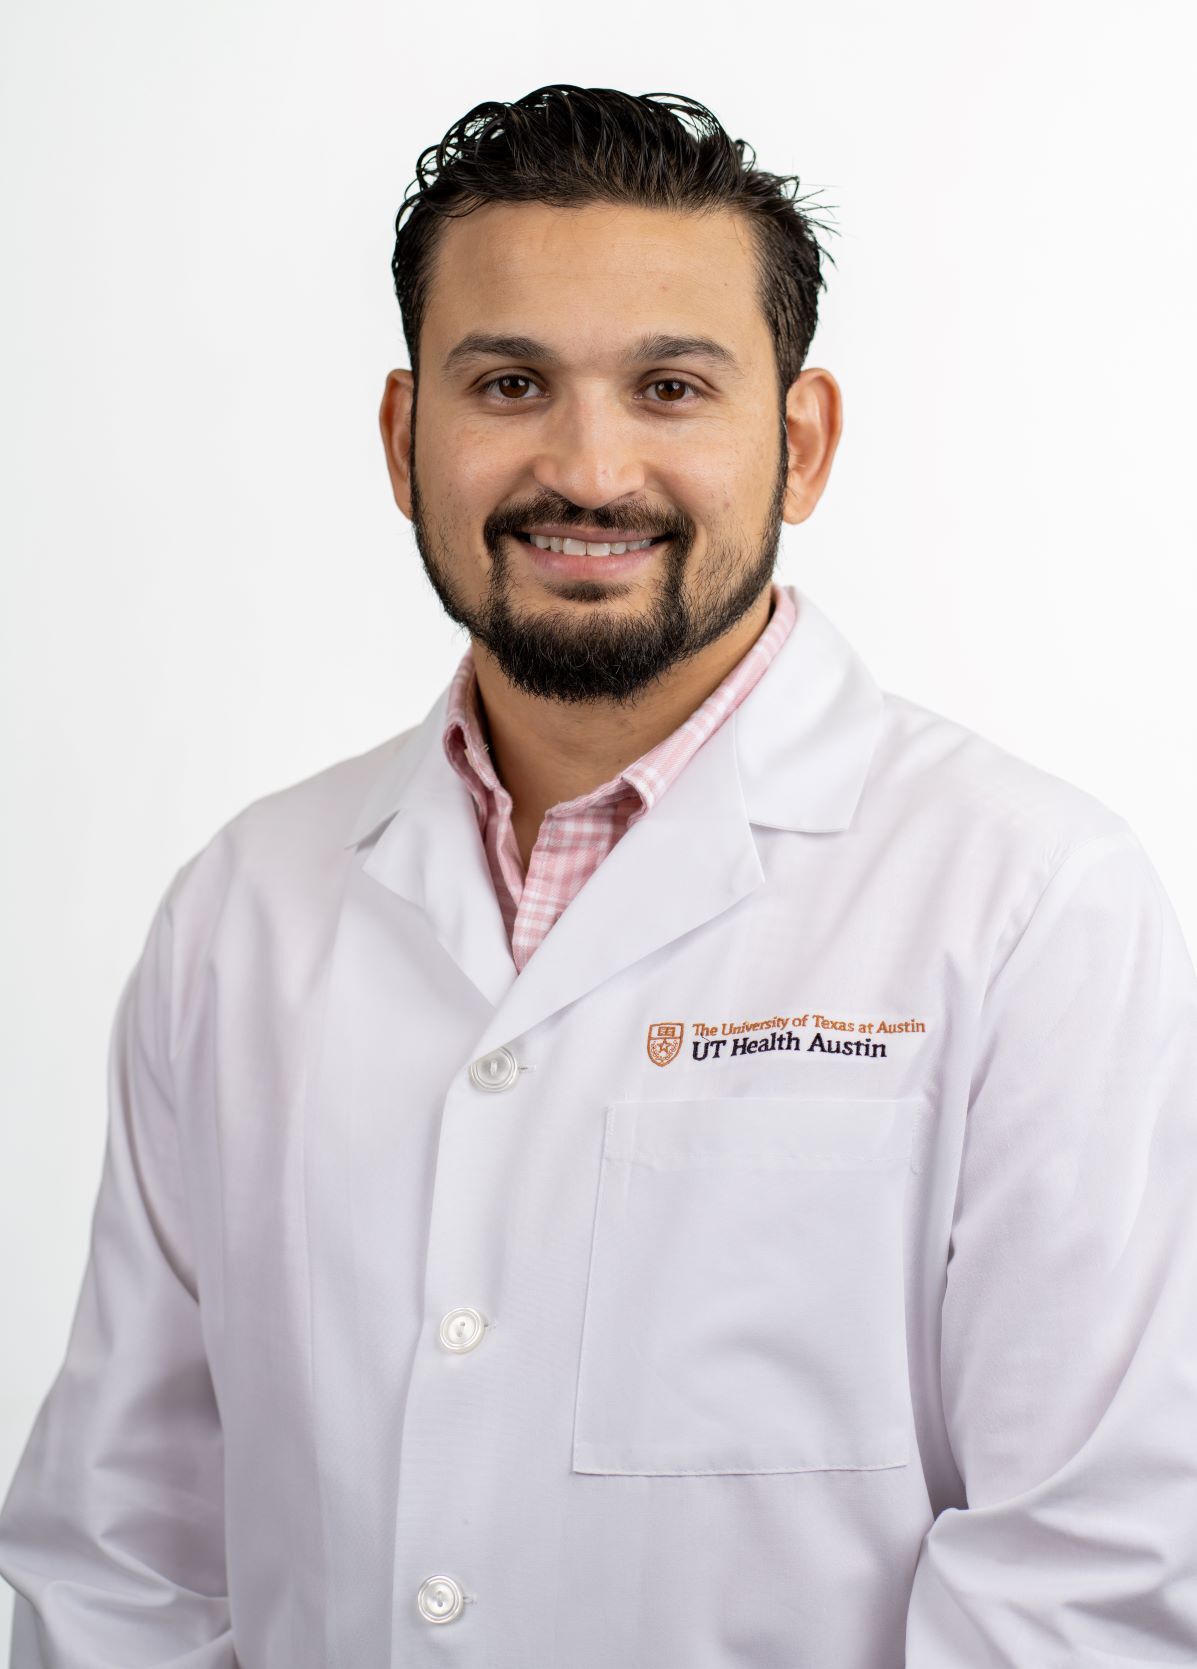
380 199 841 704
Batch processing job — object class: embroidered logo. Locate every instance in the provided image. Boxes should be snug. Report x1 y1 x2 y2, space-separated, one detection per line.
644 1011 929 1069
647 1021 685 1067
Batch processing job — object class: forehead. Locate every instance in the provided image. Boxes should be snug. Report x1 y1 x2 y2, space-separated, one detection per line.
422 200 771 371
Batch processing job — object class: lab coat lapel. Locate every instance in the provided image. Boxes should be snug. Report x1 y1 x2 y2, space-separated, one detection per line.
472 713 764 1053
467 584 886 1054
345 693 518 1010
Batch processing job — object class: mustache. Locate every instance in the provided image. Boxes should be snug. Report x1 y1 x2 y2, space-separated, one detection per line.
484 495 692 544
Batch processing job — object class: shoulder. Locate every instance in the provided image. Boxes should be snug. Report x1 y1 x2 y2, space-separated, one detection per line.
871 688 1133 866
861 690 1182 987
162 726 419 943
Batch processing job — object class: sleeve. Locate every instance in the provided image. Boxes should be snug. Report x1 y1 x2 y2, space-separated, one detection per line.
905 828 1197 1666
0 875 236 1667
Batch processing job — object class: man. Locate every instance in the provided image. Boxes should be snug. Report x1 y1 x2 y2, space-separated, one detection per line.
1 83 1195 1668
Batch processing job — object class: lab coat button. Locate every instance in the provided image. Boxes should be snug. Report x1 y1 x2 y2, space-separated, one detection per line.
439 1306 488 1352
469 1045 519 1091
416 1574 464 1624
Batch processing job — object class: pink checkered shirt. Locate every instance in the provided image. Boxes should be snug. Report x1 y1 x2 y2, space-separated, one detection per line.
443 582 797 971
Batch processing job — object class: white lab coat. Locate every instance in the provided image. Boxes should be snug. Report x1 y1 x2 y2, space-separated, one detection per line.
2 582 1196 1668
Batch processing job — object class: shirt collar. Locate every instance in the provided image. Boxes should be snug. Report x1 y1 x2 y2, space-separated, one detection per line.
441 582 797 821
442 654 505 817
623 583 795 810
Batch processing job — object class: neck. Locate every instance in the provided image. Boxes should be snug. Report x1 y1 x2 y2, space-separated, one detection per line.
469 585 775 860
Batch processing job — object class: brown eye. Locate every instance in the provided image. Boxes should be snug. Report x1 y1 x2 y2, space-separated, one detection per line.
495 375 532 399
651 380 690 402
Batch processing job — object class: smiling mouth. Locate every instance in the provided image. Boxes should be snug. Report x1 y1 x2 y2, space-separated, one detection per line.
511 531 669 556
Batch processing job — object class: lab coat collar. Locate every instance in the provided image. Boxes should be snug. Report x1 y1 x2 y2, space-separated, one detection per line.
341 584 883 1030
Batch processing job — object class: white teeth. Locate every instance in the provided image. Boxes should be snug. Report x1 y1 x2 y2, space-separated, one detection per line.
523 533 658 556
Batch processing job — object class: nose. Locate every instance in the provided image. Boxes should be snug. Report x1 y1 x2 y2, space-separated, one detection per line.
529 388 647 510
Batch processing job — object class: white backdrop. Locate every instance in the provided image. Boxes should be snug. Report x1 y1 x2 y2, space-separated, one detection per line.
1 0 1194 1649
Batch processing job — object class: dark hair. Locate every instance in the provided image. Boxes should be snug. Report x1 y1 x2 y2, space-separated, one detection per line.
390 84 838 401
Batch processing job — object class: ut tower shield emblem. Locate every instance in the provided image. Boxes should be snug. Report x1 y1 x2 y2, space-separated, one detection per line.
647 1022 685 1067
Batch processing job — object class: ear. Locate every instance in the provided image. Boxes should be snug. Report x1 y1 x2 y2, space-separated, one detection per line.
379 369 416 520
782 368 843 525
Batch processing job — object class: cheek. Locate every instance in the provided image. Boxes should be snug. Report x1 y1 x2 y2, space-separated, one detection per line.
418 427 505 524
729 427 784 515
662 435 766 525
431 415 524 509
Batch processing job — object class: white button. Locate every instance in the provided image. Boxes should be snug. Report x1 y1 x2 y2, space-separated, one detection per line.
469 1046 519 1091
439 1306 488 1352
417 1574 464 1624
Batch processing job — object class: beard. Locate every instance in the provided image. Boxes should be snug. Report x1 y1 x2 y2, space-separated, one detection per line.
408 411 789 706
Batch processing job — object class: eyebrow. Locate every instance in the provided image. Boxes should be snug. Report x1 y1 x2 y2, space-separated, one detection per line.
440 331 744 379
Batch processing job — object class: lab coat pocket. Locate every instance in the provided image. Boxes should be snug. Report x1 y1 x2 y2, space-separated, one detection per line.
572 1095 922 1476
